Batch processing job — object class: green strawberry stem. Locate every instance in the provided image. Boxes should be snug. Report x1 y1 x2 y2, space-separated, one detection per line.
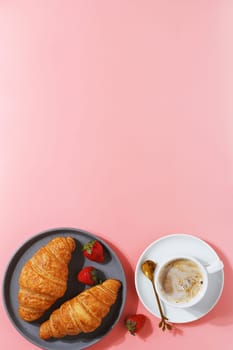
91 269 100 284
82 240 96 254
125 320 137 336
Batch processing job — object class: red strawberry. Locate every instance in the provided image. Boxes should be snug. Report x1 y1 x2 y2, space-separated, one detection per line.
125 314 146 335
82 240 104 263
77 266 99 285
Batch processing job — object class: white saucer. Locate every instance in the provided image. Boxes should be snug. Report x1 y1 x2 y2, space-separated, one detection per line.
135 233 224 323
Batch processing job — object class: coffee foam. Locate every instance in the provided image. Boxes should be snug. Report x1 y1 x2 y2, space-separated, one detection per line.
158 259 204 304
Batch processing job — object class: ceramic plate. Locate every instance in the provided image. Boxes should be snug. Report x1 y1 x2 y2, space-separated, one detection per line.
135 233 224 323
3 228 126 349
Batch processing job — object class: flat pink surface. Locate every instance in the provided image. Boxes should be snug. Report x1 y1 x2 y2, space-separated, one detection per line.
1 1 233 349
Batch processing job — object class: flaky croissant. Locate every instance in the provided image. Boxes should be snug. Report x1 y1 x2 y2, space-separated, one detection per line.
18 236 76 322
39 279 121 339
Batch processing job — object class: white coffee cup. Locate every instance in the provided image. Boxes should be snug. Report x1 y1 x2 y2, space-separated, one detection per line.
154 255 224 308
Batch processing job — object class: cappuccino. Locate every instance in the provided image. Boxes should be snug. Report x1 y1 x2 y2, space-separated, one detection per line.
158 258 204 304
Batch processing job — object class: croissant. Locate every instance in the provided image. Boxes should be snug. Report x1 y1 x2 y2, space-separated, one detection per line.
18 236 76 322
39 278 121 339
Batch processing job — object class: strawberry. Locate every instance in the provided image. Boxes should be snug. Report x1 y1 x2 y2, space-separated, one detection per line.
77 266 99 285
82 240 104 263
125 314 146 335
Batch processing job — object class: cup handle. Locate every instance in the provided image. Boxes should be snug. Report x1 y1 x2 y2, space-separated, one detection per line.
206 260 224 274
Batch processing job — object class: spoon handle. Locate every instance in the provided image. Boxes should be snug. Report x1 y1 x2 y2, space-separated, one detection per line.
151 280 168 320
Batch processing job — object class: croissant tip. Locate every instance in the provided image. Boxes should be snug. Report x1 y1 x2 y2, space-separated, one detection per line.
103 278 122 288
66 236 76 251
39 321 51 340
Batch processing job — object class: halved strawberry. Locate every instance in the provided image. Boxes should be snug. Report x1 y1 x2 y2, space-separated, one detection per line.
125 314 146 335
77 266 99 285
82 240 104 263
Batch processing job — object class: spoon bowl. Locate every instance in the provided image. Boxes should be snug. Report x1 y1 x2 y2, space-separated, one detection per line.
141 260 156 281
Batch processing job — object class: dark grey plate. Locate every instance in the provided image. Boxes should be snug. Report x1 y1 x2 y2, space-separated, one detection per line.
3 227 126 350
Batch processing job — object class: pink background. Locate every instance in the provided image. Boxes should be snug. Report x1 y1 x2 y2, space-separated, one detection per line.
1 1 233 349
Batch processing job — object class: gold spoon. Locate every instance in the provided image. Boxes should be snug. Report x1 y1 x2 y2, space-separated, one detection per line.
141 260 172 331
